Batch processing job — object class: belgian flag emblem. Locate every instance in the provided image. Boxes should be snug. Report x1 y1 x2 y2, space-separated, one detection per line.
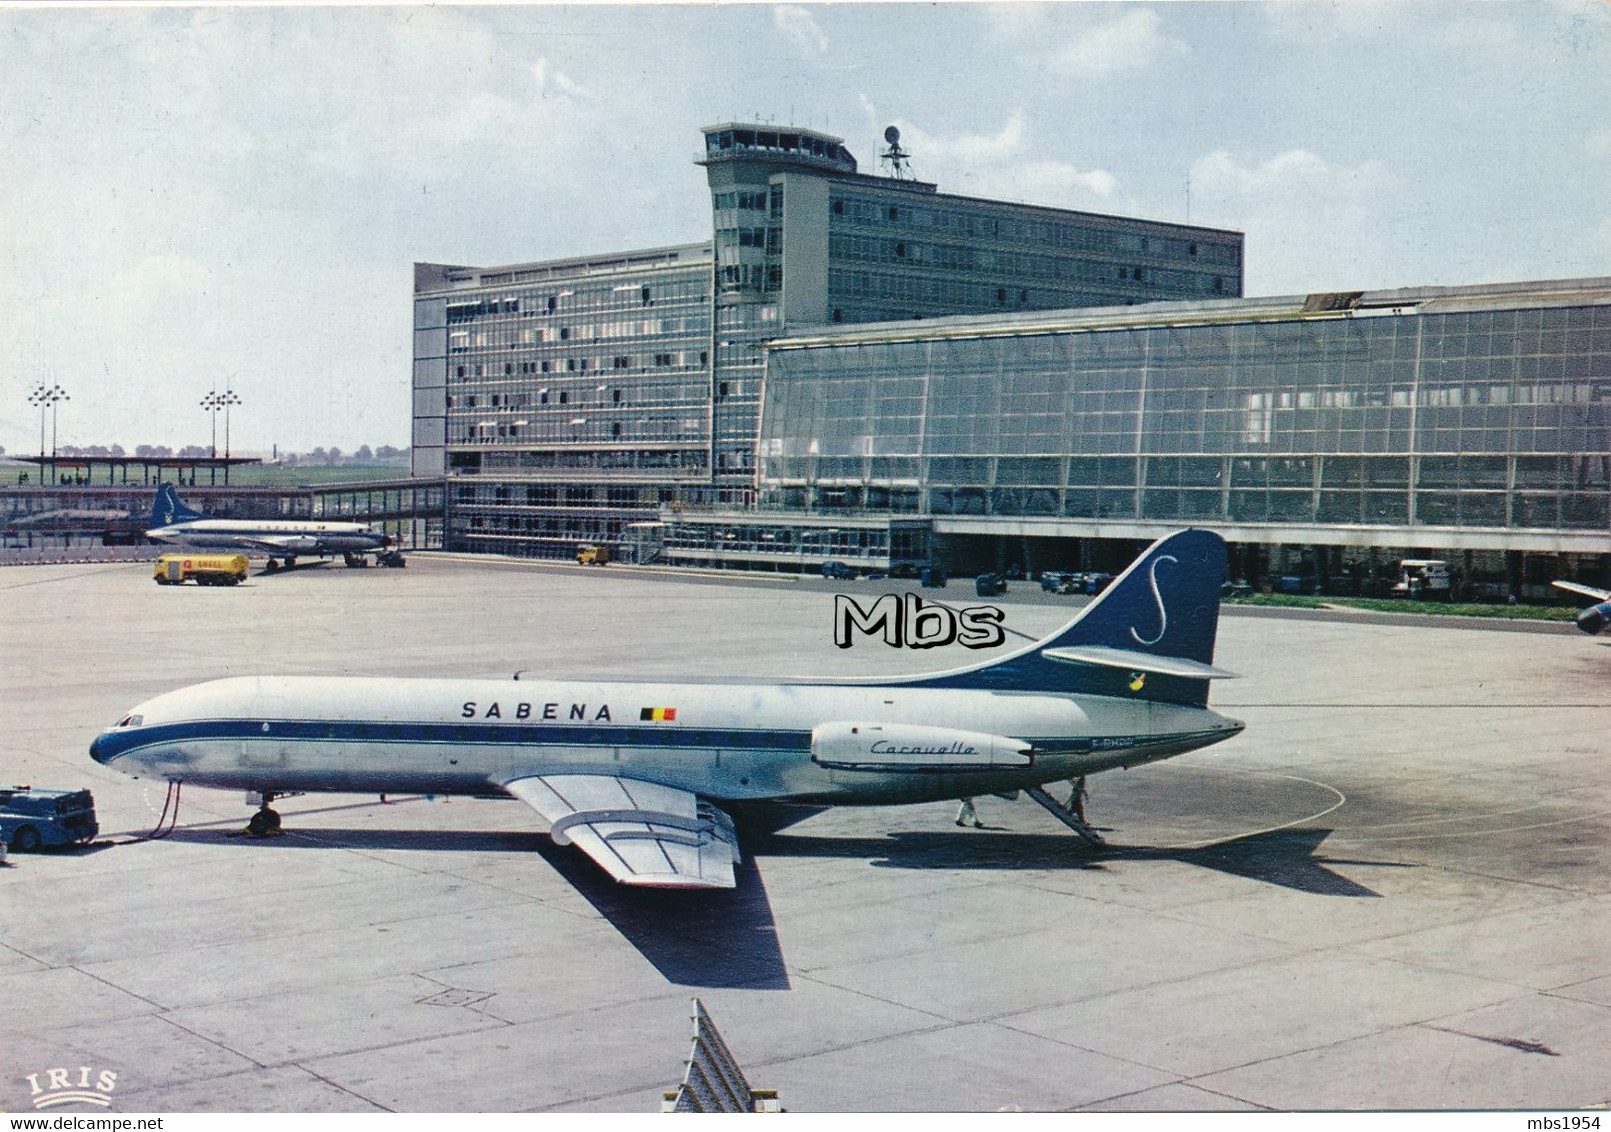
640 707 678 721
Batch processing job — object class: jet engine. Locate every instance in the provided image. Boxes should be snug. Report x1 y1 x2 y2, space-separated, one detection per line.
1578 600 1611 635
810 721 1031 770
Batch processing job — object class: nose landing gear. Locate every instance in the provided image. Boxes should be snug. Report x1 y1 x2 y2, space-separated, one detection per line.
246 792 284 837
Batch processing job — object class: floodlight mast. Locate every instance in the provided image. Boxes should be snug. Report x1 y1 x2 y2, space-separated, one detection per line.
27 383 69 483
200 387 241 458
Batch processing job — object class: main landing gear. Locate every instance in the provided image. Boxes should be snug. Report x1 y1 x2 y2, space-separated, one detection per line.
1025 777 1106 847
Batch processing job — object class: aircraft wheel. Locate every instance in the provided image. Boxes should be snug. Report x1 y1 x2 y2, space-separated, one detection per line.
247 808 281 837
11 826 41 853
264 559 280 573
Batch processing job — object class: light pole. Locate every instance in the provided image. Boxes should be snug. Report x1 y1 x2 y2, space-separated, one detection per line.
201 387 242 484
220 389 241 458
201 389 224 458
27 383 69 484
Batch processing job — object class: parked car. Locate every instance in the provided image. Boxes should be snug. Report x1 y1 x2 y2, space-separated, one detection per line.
920 567 948 589
820 561 860 580
1392 559 1453 600
1221 578 1254 599
975 573 1008 597
1081 572 1115 595
1041 571 1077 593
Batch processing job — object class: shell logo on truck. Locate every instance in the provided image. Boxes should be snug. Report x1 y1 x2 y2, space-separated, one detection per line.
153 553 249 586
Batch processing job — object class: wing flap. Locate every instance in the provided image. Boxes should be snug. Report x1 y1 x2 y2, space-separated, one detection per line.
252 535 322 553
504 774 740 889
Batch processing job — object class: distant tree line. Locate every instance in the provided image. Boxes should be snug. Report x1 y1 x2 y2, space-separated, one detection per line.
275 445 408 467
33 443 410 464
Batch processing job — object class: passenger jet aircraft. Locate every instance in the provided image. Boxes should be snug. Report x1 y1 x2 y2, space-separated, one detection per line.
145 484 401 569
1553 580 1611 634
92 529 1243 889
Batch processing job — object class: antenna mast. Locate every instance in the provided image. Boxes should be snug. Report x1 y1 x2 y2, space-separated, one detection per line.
880 125 913 180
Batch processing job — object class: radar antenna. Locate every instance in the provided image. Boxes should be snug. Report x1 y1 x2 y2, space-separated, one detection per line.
880 125 913 180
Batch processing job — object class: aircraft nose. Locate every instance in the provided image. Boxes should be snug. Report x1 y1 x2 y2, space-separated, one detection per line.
90 733 112 764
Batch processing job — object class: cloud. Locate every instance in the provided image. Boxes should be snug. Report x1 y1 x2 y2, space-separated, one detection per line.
774 5 828 57
891 112 1122 207
978 2 1050 41
531 58 587 100
1190 148 1403 293
1053 9 1189 77
1260 0 1401 42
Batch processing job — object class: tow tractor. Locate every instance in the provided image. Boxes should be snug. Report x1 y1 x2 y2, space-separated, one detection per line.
0 786 99 852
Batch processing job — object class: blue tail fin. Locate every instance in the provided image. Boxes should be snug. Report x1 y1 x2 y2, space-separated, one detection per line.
149 484 207 528
905 529 1228 704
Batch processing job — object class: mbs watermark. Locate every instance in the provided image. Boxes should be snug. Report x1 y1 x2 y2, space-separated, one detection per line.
834 593 1005 650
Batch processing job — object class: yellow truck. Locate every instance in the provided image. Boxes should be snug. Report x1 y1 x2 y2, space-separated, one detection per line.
576 543 612 566
153 553 249 586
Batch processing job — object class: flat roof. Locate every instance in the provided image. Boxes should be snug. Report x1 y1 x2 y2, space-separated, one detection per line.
767 276 1611 351
415 243 714 295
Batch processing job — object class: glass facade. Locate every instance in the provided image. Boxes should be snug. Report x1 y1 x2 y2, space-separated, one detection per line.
759 283 1611 548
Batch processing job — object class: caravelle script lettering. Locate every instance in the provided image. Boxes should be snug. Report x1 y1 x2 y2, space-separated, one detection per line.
868 739 980 756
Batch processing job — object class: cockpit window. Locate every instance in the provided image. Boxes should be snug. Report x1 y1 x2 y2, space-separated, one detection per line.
115 714 144 728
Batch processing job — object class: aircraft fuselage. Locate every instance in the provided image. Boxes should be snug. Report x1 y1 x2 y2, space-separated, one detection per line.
146 519 387 556
90 675 1244 806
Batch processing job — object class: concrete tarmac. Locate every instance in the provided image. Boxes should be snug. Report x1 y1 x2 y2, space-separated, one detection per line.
2 555 1609 1112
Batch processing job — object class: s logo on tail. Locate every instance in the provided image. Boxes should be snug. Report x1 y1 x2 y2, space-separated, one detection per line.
1130 554 1177 647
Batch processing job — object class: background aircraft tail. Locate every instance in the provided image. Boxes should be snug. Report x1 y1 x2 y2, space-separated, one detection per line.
904 528 1229 704
149 484 208 528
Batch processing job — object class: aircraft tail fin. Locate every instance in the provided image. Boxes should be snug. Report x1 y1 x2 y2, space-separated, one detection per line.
149 484 208 528
904 529 1230 704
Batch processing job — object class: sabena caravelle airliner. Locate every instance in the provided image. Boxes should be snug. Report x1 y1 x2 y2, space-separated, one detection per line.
145 484 402 570
91 528 1243 890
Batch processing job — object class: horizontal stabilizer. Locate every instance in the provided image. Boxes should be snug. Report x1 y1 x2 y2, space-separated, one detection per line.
504 773 739 889
1041 645 1239 680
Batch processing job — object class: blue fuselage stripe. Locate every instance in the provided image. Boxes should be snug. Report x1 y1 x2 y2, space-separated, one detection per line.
92 718 1124 763
94 718 815 762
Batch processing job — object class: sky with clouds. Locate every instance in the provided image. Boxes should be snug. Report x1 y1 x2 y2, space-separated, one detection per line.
1 1 1608 454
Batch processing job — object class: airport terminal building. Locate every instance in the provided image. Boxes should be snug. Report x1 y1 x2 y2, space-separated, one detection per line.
720 277 1611 593
412 122 1244 557
412 121 1611 592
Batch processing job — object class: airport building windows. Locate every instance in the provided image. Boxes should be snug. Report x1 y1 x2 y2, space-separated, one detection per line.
756 283 1611 562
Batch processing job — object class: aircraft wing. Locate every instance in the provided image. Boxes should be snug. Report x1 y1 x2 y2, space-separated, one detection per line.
1554 580 1611 603
248 535 324 554
503 774 741 889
